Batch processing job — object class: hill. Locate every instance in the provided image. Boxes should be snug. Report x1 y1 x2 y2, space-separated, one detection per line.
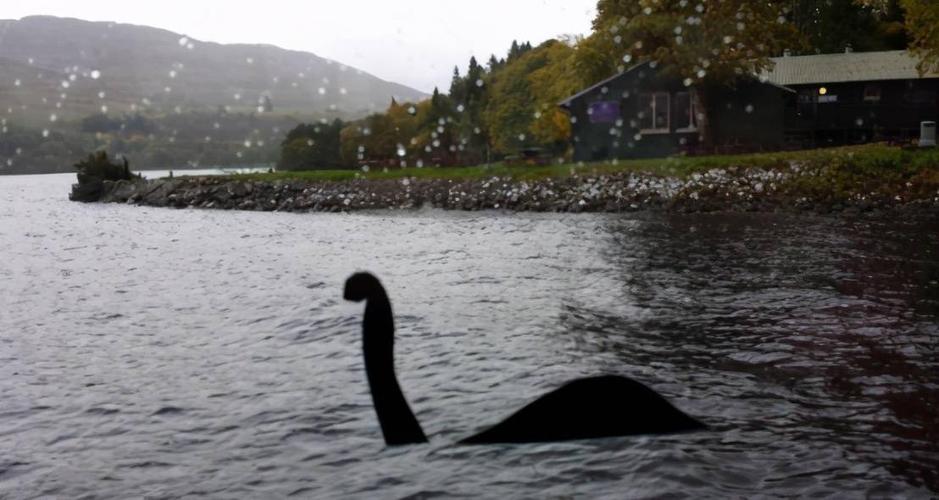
0 16 426 123
0 16 429 174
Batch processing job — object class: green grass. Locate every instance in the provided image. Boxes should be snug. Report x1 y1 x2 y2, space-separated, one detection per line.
209 143 939 184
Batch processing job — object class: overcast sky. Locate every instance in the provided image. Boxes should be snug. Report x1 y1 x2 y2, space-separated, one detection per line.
1 0 598 93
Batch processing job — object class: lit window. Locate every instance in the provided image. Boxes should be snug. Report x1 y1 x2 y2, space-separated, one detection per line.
863 84 881 102
639 92 670 132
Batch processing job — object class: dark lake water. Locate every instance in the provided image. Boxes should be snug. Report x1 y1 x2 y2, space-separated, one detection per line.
2 173 937 498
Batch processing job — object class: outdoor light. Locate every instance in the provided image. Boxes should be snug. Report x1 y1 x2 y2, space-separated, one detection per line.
819 87 828 95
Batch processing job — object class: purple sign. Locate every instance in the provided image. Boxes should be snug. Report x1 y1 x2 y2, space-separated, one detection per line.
588 101 620 123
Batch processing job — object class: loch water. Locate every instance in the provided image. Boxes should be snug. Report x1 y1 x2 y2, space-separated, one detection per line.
1 173 937 499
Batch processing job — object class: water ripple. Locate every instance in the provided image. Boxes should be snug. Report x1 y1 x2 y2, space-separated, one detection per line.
0 174 937 498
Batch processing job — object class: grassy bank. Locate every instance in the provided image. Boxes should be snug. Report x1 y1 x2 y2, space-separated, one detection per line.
90 143 938 214
224 144 939 185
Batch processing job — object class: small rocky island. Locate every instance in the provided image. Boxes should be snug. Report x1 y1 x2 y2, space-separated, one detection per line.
71 146 939 214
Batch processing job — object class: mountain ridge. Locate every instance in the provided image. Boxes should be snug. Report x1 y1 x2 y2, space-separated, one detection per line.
0 15 428 123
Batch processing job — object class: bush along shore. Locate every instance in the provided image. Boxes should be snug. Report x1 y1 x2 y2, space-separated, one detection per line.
79 145 939 214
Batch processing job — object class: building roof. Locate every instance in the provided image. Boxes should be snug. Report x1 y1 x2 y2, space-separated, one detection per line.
559 60 795 107
763 50 939 86
558 63 648 107
559 50 936 107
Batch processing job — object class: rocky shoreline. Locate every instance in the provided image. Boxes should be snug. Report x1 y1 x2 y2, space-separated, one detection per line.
84 162 939 214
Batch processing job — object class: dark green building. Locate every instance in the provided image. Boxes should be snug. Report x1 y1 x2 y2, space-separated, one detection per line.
561 50 939 161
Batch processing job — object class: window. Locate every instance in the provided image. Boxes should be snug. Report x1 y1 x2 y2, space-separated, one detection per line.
639 92 670 132
907 90 937 105
588 101 620 124
863 84 881 103
674 92 697 131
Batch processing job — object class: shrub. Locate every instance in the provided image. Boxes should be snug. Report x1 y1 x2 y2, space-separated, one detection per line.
69 151 139 202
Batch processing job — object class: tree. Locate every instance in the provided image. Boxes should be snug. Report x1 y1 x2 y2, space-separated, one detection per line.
484 40 575 153
789 0 907 54
278 119 345 170
898 0 939 72
449 66 466 105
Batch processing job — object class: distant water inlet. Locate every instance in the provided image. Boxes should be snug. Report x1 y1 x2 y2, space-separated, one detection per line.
1 173 937 498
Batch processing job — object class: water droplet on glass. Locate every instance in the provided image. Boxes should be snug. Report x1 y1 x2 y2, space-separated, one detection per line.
246 57 254 64
318 87 326 95
244 140 252 148
178 36 189 46
169 70 177 78
745 104 754 113
475 79 484 87
90 70 101 79
49 113 57 122
98 91 106 99
61 81 70 89
396 144 406 157
457 104 465 113
101 105 108 113
233 93 241 100
14 79 20 86
42 129 49 137
518 133 526 141
622 54 632 64
408 106 416 115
